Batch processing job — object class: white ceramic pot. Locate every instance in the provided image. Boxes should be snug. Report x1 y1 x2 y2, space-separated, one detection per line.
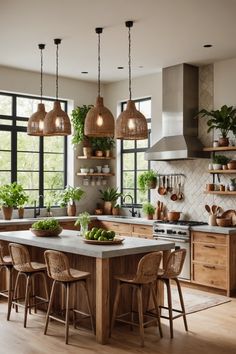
102 167 110 173
212 164 222 170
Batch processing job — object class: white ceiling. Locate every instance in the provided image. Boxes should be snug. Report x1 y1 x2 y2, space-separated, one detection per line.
1 0 236 83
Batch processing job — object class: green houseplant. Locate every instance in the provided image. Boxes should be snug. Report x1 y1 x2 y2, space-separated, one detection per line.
138 170 158 193
31 218 62 237
91 137 115 157
74 212 91 236
99 187 122 215
197 105 236 146
0 182 28 220
142 202 155 220
212 155 230 170
57 185 85 216
71 104 93 156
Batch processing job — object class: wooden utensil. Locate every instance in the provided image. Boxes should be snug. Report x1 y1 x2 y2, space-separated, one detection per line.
211 205 218 214
205 205 211 214
170 176 178 201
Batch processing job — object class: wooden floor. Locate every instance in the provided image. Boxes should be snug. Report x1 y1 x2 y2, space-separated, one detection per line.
0 291 236 354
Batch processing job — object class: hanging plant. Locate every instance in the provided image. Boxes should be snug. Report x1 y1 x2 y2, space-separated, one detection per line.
71 105 93 145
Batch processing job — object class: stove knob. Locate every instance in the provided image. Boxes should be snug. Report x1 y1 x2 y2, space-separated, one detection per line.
178 231 183 235
172 231 176 234
167 230 172 234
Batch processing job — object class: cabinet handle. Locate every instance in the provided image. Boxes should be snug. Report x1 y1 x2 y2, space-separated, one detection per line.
203 245 216 249
206 235 216 239
203 264 216 269
112 224 119 227
139 227 146 230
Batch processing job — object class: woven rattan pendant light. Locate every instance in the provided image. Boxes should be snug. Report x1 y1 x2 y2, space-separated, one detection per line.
27 44 47 136
84 28 114 137
115 21 148 140
44 39 71 136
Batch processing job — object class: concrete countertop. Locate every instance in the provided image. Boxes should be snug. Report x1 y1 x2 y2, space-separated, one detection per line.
96 216 154 225
191 225 236 235
0 229 174 259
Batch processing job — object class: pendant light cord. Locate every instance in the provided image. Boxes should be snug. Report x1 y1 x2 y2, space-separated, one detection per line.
98 31 101 97
54 39 61 102
128 25 132 101
38 44 45 103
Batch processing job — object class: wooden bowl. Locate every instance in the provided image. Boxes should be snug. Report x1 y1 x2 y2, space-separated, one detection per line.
30 227 63 237
227 161 236 170
216 218 232 227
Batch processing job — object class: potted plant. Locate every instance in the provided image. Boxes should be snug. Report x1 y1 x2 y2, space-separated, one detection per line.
31 218 62 237
57 185 85 216
212 155 230 170
101 137 115 157
71 104 93 156
0 182 28 220
229 178 236 191
142 202 155 220
197 105 236 146
99 187 122 215
74 211 91 236
112 204 120 216
15 186 29 219
138 170 158 193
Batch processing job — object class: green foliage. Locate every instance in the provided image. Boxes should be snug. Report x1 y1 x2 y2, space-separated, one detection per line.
99 187 122 206
142 202 155 215
230 178 236 186
212 155 230 165
32 218 60 231
138 170 158 193
75 212 91 227
71 105 93 145
197 105 236 138
57 185 85 207
91 137 115 151
0 182 29 207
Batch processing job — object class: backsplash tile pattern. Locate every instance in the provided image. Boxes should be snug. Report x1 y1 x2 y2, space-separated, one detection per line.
151 64 236 222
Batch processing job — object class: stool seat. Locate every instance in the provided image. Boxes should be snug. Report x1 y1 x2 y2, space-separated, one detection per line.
111 252 163 347
1 255 12 265
29 262 47 272
44 250 94 344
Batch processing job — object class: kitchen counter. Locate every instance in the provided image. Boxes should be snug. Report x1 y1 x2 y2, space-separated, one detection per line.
0 229 174 344
191 225 236 235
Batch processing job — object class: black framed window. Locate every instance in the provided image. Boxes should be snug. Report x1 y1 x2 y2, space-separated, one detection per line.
120 98 151 207
0 92 67 207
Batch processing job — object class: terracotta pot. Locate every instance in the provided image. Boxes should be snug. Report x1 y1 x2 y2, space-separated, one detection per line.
218 137 229 147
105 150 111 158
112 207 120 216
147 214 153 220
67 202 76 216
104 201 112 215
227 161 236 170
2 206 13 220
167 211 180 221
83 147 92 157
18 207 24 219
95 150 103 157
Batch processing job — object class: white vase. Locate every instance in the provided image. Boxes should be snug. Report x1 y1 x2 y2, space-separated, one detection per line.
213 164 222 170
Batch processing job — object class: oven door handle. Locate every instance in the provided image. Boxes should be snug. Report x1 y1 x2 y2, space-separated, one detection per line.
154 236 189 243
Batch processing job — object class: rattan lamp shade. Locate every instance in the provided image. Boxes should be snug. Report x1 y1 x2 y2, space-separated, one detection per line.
27 103 46 136
44 101 71 136
84 96 114 137
115 100 148 140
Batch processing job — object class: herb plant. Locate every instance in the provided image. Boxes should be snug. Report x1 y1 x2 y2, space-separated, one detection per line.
142 202 155 216
32 218 60 230
57 185 85 207
0 182 29 207
138 170 158 192
212 155 230 165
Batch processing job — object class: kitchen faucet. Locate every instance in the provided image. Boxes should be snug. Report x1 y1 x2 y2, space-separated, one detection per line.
33 195 43 218
123 194 137 217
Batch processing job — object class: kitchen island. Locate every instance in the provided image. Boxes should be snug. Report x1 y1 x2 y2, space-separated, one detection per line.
0 229 174 344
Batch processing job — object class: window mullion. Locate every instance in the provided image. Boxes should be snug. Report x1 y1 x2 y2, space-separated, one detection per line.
11 95 17 183
39 136 44 207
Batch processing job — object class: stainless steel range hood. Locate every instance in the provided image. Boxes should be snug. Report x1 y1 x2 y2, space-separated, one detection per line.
145 63 209 160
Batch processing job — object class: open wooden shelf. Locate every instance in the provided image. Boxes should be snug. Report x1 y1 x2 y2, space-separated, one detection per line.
203 146 236 152
76 173 115 177
208 169 236 174
77 156 115 160
204 191 236 195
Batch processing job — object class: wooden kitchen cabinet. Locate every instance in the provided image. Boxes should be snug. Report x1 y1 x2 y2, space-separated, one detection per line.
191 231 236 296
132 224 153 239
97 220 153 239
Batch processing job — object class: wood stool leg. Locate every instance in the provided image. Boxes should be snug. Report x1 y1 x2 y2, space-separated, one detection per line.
110 280 121 336
24 275 31 328
175 278 188 331
151 283 163 338
65 282 70 344
12 272 20 315
165 279 174 338
130 286 135 331
73 283 77 329
82 280 95 334
42 272 49 302
137 285 145 347
44 280 56 335
7 267 13 321
31 274 36 313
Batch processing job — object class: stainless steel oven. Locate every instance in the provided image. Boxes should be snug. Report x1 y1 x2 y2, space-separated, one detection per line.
153 220 207 280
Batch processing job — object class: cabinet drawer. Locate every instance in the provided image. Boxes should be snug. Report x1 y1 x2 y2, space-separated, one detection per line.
132 232 153 239
192 263 227 289
193 243 227 266
192 231 226 245
99 221 132 234
132 225 152 236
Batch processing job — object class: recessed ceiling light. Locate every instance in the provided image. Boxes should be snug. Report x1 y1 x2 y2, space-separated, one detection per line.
81 71 88 74
117 66 124 69
138 65 143 68
203 44 213 48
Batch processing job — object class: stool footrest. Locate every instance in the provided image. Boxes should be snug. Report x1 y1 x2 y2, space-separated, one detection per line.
115 311 158 328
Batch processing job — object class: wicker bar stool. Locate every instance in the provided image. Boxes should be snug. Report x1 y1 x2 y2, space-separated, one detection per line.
8 243 49 328
0 241 14 320
111 252 163 347
44 250 94 344
157 248 188 338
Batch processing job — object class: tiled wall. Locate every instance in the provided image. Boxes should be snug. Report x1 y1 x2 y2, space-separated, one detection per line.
151 64 236 222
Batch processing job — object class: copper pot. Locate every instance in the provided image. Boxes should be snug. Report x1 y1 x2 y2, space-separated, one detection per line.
167 211 181 221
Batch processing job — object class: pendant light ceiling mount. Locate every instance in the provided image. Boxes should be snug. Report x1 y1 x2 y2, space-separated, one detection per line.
27 43 47 136
84 27 115 137
115 20 148 140
44 38 71 136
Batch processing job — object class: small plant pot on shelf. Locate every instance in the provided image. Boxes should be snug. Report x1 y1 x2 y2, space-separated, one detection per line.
2 206 13 220
95 150 103 157
212 164 222 170
105 150 112 158
83 147 92 157
218 137 229 147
